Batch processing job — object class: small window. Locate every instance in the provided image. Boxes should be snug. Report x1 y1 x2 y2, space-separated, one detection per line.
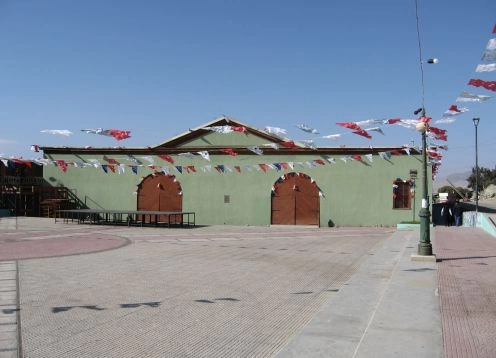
393 180 412 209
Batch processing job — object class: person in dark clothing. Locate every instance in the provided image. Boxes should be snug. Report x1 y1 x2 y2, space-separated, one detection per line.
441 202 453 227
453 201 463 227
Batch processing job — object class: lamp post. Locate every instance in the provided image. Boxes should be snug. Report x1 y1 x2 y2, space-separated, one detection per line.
473 117 480 222
416 110 432 256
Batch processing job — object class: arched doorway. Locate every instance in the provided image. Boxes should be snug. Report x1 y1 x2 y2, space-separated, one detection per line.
137 173 182 221
271 172 320 225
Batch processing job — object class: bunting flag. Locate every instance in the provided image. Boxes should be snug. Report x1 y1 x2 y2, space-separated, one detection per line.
108 129 131 140
428 126 447 136
197 151 210 161
366 127 384 135
263 143 280 150
231 126 247 133
41 129 73 136
107 165 116 173
352 129 372 139
234 165 241 173
203 126 233 134
279 140 298 149
296 124 319 134
456 91 491 102
395 119 418 129
81 128 131 140
30 145 40 152
322 134 342 140
475 63 496 72
336 122 362 131
87 159 101 168
481 50 496 62
158 154 175 164
175 166 183 173
101 165 108 173
247 146 263 155
379 151 391 160
118 165 125 174
385 118 401 124
215 165 225 173
104 156 120 165
203 125 247 134
178 152 196 159
486 38 496 50
258 163 269 172
468 79 496 91
440 105 469 120
351 155 362 161
300 140 317 149
186 165 196 173
221 148 238 156
264 126 287 136
131 166 138 174
355 119 384 127
365 154 373 162
140 156 155 164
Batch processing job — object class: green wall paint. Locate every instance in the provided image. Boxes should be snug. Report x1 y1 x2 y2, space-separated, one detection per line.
43 152 431 227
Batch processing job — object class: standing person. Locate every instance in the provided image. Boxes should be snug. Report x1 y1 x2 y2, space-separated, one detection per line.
453 200 463 227
441 202 453 227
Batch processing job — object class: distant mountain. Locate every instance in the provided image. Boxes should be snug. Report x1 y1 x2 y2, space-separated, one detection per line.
433 171 471 191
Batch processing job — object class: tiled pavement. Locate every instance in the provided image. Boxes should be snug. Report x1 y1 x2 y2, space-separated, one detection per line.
0 261 18 358
0 217 495 357
435 226 496 358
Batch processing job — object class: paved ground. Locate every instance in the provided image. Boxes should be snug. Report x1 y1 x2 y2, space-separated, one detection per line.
0 216 495 357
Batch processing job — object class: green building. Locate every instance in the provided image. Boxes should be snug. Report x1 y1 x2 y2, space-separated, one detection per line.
40 117 430 227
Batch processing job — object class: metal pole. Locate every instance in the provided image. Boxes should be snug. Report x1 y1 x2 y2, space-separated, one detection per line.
474 118 479 222
418 110 432 256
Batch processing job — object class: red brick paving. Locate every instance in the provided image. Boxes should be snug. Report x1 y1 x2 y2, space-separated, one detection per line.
435 226 496 358
0 232 130 261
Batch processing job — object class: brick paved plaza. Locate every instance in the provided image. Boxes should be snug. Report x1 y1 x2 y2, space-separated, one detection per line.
1 217 496 357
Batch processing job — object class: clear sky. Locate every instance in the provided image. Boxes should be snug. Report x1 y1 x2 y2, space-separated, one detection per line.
0 0 495 181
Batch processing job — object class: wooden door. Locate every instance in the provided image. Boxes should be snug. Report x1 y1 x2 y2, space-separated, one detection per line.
271 173 319 225
137 174 182 222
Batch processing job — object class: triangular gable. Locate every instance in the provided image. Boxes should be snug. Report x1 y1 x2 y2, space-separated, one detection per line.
152 116 295 149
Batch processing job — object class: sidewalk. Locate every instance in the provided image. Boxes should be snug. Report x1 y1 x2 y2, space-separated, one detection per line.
277 228 442 358
435 226 496 358
1 218 496 357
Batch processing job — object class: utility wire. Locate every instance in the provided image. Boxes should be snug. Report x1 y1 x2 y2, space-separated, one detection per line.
414 0 425 111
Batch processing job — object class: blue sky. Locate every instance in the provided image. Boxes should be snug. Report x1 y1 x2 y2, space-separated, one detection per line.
0 0 494 181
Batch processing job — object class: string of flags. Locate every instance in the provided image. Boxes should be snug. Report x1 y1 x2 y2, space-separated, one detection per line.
1 141 419 176
80 128 131 141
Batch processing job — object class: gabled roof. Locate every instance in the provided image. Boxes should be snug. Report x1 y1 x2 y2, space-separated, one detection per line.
152 116 294 149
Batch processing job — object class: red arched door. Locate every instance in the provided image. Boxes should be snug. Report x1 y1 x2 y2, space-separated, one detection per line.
271 172 320 225
137 174 182 221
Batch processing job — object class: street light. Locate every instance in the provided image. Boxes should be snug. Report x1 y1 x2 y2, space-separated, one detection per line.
473 117 480 222
415 110 432 256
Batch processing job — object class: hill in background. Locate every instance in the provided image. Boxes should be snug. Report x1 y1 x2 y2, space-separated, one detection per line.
433 171 471 192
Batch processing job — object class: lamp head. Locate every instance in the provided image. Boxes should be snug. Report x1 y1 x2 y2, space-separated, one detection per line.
416 122 428 133
414 108 423 115
426 58 439 64
473 117 480 126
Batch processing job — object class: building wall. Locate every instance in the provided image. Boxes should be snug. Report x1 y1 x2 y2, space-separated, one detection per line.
43 152 431 227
